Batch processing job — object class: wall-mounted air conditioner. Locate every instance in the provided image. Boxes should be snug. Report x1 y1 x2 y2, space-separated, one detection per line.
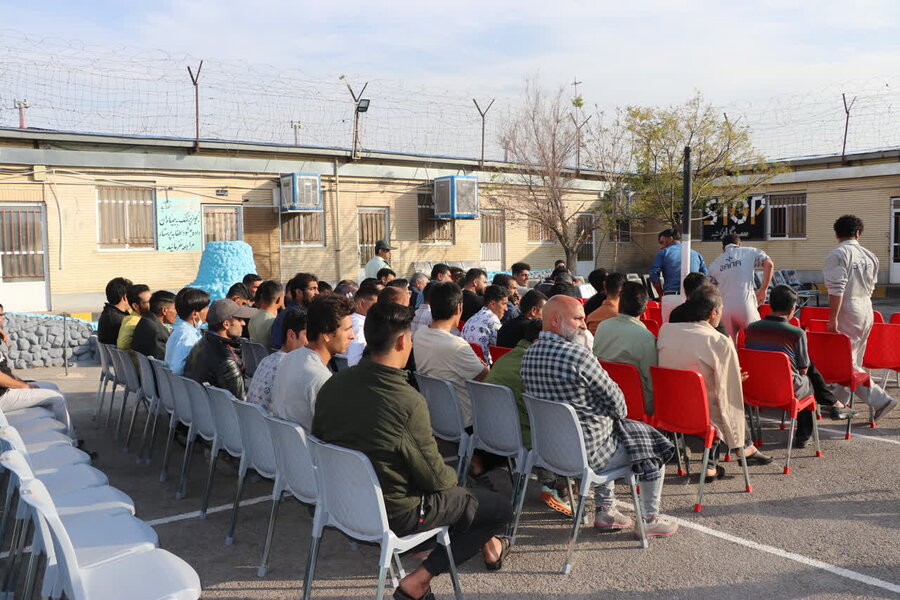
433 175 478 219
278 173 322 212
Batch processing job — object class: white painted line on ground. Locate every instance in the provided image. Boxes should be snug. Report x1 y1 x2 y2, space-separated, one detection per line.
146 495 270 527
759 416 900 446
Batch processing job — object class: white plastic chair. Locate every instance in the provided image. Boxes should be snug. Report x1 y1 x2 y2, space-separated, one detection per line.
0 427 90 474
18 479 201 600
465 380 530 509
141 357 172 465
199 385 244 518
124 352 160 456
226 399 278 545
107 348 142 441
513 394 648 574
303 439 463 600
0 407 66 438
92 341 116 423
413 372 471 481
240 338 270 378
174 377 217 500
159 370 192 483
258 415 318 577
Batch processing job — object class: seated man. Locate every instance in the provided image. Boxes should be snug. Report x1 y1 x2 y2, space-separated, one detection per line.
657 285 772 478
409 272 429 307
116 284 151 351
270 294 354 429
165 287 210 375
414 282 488 426
227 282 253 307
242 273 262 304
346 285 378 367
313 303 513 596
97 276 132 345
521 295 677 536
247 280 284 348
510 262 531 298
377 267 396 286
496 289 547 348
381 283 410 306
461 284 508 364
184 299 256 401
491 274 521 324
668 273 728 335
583 268 608 315
593 281 657 415
272 273 319 349
461 268 487 321
246 307 307 413
131 290 176 360
410 282 434 335
586 273 625 334
745 285 857 447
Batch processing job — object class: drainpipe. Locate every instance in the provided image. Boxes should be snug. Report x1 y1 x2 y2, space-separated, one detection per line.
333 159 343 280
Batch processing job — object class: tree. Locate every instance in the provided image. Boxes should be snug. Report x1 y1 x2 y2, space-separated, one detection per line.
490 80 604 269
624 92 779 231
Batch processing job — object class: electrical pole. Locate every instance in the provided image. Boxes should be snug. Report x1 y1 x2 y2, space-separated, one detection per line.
841 92 857 163
346 82 369 160
291 121 303 147
680 146 692 297
473 98 495 168
570 114 591 175
187 61 203 153
13 99 29 129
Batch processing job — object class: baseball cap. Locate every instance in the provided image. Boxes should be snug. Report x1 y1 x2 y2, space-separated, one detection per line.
206 298 257 324
374 240 395 252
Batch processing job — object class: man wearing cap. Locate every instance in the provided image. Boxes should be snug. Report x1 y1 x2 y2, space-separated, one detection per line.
365 240 395 280
184 298 257 401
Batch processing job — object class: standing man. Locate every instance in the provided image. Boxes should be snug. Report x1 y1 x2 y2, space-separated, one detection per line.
649 228 708 322
708 233 774 340
364 239 395 280
824 215 897 421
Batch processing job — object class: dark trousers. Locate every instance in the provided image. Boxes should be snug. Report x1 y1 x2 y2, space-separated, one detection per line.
388 487 511 576
796 362 836 441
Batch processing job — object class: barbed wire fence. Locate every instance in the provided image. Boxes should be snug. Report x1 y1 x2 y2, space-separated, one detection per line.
1 31 899 162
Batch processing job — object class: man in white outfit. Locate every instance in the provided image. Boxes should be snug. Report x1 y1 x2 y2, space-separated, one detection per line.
708 233 774 340
823 215 898 421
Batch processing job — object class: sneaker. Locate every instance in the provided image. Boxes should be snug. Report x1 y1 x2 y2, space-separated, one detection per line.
737 450 774 466
594 507 633 531
639 515 679 538
540 487 573 517
873 397 899 422
792 437 810 449
829 405 858 420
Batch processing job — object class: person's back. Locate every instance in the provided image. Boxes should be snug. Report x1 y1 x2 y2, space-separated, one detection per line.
709 235 772 338
131 314 169 360
97 276 132 345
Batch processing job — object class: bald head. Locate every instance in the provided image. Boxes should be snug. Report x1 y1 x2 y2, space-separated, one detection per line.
542 295 586 341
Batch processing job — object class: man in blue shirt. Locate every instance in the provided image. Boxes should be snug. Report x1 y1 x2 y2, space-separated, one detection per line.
649 228 708 297
165 287 210 375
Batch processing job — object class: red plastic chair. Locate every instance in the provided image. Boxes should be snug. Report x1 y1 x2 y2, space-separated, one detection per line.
873 311 884 324
738 349 822 473
598 360 652 426
642 306 662 324
468 342 486 363
578 298 587 305
457 320 466 331
806 319 829 332
639 318 660 338
862 323 900 410
650 366 752 512
891 313 900 325
488 345 512 363
799 306 830 329
807 331 872 438
758 304 772 318
646 300 660 310
789 317 801 328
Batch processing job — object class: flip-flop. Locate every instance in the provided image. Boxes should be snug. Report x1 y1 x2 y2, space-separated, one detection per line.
393 587 435 600
704 464 725 483
484 535 512 571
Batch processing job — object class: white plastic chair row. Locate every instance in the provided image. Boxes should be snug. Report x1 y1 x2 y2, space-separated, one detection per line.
414 372 471 481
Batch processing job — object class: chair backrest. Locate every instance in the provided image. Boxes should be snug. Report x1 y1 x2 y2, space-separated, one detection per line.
891 312 900 325
649 366 714 442
181 377 216 441
863 323 900 369
106 346 127 386
758 304 772 318
265 415 317 504
149 357 175 413
468 342 486 363
111 347 141 393
230 399 277 479
466 381 524 457
413 372 466 443
736 328 747 349
0 427 33 459
94 337 112 377
598 360 647 422
642 306 662 324
873 310 885 324
203 385 244 457
807 331 854 384
640 318 660 338
240 339 269 378
738 348 798 407
806 319 829 332
488 345 512 363
308 438 388 542
135 352 158 405
646 300 660 309
799 306 830 329
522 394 587 477
0 446 35 483
789 316 801 328
169 374 194 426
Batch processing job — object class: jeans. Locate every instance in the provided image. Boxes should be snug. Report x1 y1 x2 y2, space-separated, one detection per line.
594 444 663 519
388 486 511 576
0 381 73 436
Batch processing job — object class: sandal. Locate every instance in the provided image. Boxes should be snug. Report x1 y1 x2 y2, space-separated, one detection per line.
393 587 435 600
483 535 512 571
704 465 725 483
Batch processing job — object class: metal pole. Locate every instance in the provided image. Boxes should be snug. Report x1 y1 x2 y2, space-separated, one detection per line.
62 312 69 377
352 111 360 160
680 146 692 298
14 100 29 129
473 99 495 168
187 61 203 153
841 93 856 163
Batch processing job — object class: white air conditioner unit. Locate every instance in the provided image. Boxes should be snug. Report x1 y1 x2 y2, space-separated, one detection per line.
433 175 478 219
278 173 322 212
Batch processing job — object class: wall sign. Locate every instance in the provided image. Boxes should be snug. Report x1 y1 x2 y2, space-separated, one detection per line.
157 196 202 252
702 195 767 242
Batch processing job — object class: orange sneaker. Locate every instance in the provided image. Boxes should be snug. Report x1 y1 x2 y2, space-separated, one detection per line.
540 487 573 517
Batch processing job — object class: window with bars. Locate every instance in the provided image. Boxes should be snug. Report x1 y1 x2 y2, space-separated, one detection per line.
768 193 806 239
281 211 325 246
576 214 595 260
613 219 632 243
97 187 156 249
0 207 45 281
358 208 389 266
528 215 554 243
417 188 454 244
202 205 243 246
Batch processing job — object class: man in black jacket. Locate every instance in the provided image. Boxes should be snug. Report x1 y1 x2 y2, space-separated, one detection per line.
184 298 256 401
132 290 176 360
97 277 132 344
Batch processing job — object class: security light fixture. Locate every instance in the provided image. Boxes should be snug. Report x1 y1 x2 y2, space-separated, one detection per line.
356 99 370 113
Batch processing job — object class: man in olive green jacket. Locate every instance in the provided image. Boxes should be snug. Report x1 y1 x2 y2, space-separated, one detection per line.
313 303 512 599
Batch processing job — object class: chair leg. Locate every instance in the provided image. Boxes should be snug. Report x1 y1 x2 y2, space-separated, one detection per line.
137 403 157 464
867 386 876 428
225 472 247 545
144 410 162 465
93 376 108 422
200 449 219 519
680 434 691 477
505 457 517 491
257 493 282 577
562 488 589 574
784 416 797 474
159 420 177 483
0 478 17 549
392 552 407 580
22 546 40 600
672 433 684 476
105 382 118 427
779 410 786 430
845 390 855 440
123 397 146 453
302 534 322 600
114 389 131 440
441 534 464 600
694 447 711 512
812 407 823 458
629 474 648 549
175 432 196 500
375 543 390 600
737 446 752 492
753 407 764 446
509 471 529 544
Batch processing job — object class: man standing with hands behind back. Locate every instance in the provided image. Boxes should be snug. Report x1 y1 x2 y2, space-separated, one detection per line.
708 233 774 340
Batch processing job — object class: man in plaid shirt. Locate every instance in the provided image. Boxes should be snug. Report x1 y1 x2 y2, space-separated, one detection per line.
521 295 678 538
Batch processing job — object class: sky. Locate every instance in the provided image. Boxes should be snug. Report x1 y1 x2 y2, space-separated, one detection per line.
2 0 900 158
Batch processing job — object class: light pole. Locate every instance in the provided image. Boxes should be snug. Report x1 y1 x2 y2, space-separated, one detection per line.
13 99 29 129
291 121 303 146
346 82 370 160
